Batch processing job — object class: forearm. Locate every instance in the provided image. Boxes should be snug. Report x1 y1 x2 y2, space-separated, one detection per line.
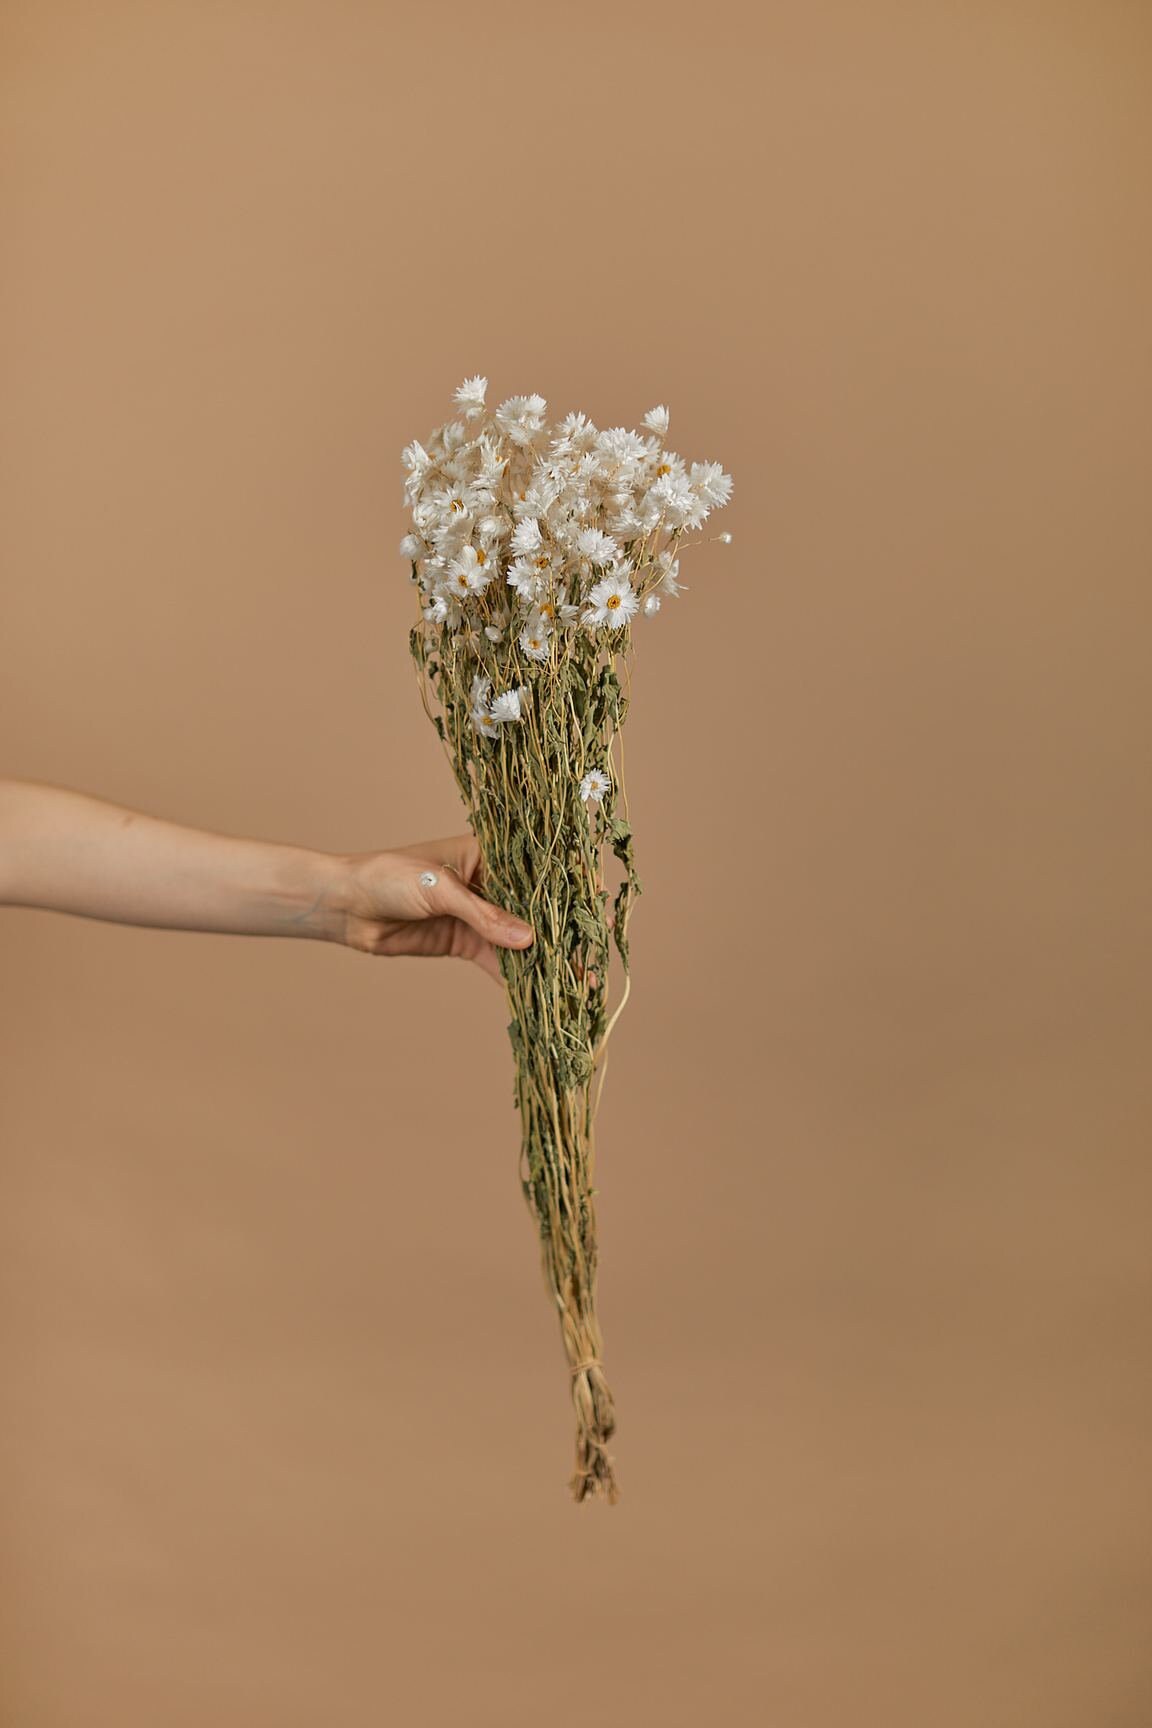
0 779 347 941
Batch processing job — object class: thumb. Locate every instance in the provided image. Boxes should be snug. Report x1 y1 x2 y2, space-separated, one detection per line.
420 867 534 951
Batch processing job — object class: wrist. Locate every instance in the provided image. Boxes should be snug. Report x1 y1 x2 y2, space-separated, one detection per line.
271 845 356 944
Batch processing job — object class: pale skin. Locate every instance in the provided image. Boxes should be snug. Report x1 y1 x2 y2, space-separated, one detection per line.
0 779 535 983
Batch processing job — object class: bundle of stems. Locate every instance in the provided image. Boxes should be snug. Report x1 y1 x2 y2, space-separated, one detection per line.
411 615 639 1503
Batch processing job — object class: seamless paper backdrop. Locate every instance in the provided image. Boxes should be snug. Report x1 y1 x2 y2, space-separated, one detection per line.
1 4 1150 1726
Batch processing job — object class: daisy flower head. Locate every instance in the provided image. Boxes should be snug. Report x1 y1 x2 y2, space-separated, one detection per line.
511 517 543 556
643 593 661 616
657 558 683 597
474 438 507 490
446 544 495 599
402 438 431 477
576 526 620 567
496 394 548 446
399 533 423 560
689 461 734 509
432 482 476 523
642 405 670 437
649 449 686 483
574 450 602 488
453 375 488 418
584 571 639 630
580 768 611 805
557 410 597 444
470 704 501 739
606 504 648 543
506 557 541 602
648 471 703 529
597 427 648 466
521 473 562 519
490 686 527 723
519 619 552 662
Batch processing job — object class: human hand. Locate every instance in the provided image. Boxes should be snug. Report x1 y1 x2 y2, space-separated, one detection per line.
323 833 534 983
0 782 532 982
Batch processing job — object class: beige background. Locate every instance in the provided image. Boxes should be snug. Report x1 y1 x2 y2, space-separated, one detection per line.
2 4 1150 1725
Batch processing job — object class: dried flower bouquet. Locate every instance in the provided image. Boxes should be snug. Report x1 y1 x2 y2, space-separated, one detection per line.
402 378 731 1501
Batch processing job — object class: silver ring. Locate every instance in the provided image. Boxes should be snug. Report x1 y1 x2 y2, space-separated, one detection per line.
418 870 438 888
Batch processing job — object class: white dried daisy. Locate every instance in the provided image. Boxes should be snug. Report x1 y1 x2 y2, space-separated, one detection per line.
576 526 620 566
402 438 431 475
474 439 507 490
647 471 701 528
511 516 543 556
654 552 683 597
496 394 548 445
519 619 552 661
454 375 488 417
506 557 541 601
445 544 495 598
470 705 501 739
597 427 648 464
579 768 611 804
491 686 528 723
689 461 733 509
557 410 596 443
584 571 639 630
642 405 669 436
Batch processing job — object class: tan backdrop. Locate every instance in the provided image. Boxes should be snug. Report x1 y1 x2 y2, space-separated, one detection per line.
1 4 1150 1725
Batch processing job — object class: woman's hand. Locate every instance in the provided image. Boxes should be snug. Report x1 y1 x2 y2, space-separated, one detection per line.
322 833 534 983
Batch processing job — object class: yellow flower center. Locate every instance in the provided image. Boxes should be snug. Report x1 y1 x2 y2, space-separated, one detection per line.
451 499 465 512
656 463 671 476
607 594 622 610
476 548 487 565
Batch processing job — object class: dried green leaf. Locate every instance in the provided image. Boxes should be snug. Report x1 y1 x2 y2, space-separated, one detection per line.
571 903 607 948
